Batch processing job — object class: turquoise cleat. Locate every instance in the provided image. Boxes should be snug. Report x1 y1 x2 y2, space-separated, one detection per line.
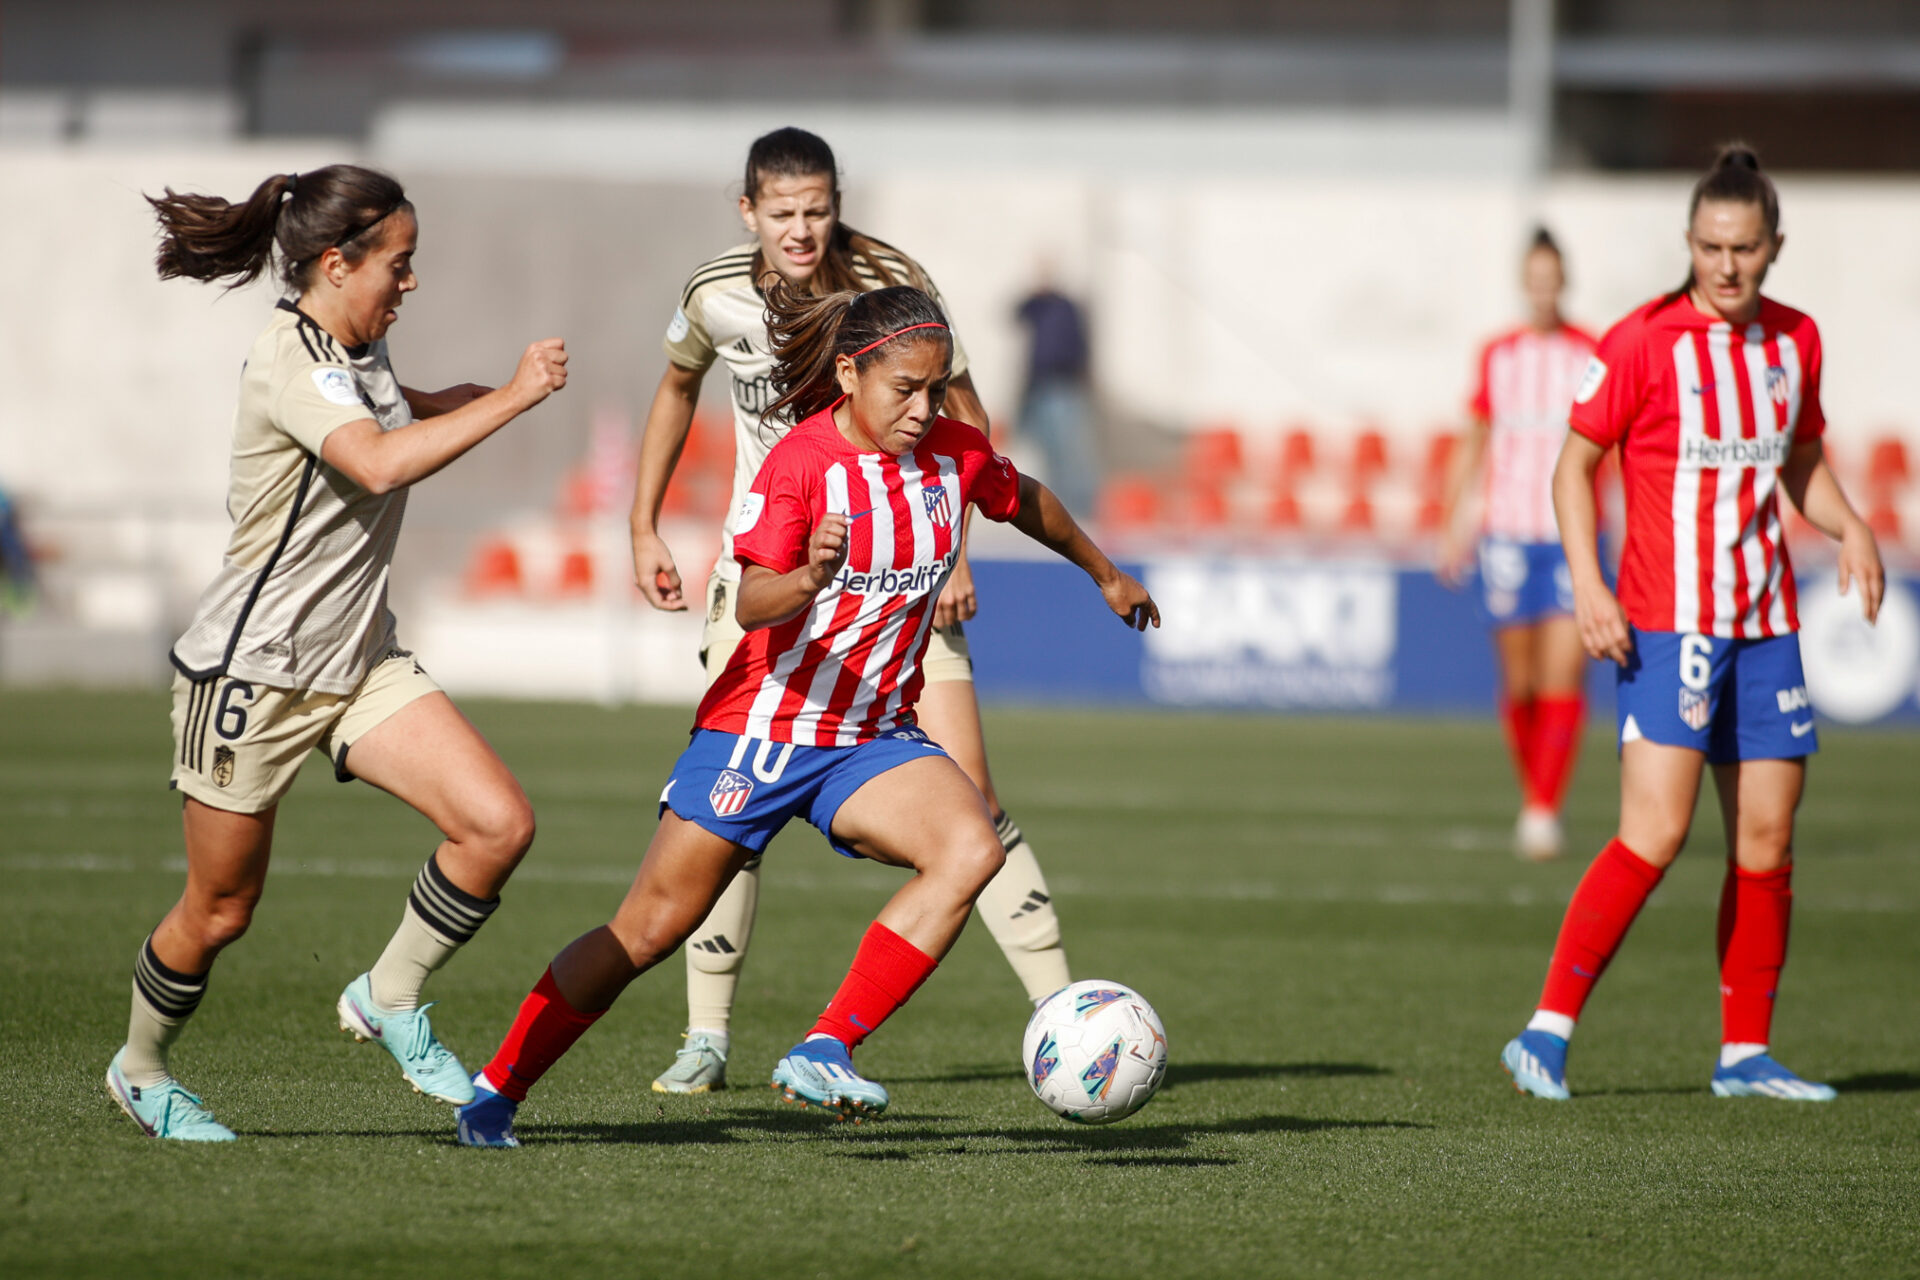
770 1037 889 1122
455 1076 520 1148
652 1033 729 1094
1711 1053 1837 1101
337 973 475 1105
1501 1029 1572 1100
105 1048 236 1142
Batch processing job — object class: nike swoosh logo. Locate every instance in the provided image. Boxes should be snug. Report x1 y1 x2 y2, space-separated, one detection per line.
1690 382 1716 395
1790 720 1814 737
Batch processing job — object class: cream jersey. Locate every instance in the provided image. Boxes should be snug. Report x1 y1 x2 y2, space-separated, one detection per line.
661 241 971 581
171 300 412 695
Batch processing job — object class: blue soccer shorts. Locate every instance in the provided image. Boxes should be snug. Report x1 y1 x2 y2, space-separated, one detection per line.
1478 537 1575 628
659 725 950 858
1616 628 1817 763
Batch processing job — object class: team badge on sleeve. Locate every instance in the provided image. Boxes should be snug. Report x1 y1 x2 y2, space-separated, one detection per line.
734 492 765 535
312 368 361 406
1678 688 1712 731
708 769 755 817
666 307 690 343
1574 357 1608 405
922 482 953 529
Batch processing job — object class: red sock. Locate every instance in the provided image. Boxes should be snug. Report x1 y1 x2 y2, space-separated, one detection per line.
809 922 939 1049
1527 694 1586 813
1718 863 1792 1045
1538 838 1666 1020
1500 696 1539 805
480 968 604 1102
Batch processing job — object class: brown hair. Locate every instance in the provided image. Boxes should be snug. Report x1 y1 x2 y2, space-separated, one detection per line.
743 127 932 296
762 280 952 425
1663 143 1780 305
147 164 411 291
1527 225 1562 260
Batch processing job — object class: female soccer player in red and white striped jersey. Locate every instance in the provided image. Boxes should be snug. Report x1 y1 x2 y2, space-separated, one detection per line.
454 283 1156 1146
631 129 1073 1095
1440 229 1598 861
1501 146 1883 1102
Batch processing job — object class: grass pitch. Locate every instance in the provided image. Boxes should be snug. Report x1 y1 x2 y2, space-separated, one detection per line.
3 689 1918 1279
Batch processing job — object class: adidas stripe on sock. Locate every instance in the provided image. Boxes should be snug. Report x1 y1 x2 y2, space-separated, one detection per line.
122 936 209 1088
368 853 500 1011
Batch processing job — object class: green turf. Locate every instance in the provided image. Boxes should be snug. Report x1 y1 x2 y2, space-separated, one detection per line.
3 689 1917 1279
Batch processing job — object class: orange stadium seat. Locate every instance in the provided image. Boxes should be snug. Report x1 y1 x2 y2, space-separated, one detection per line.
1865 436 1910 543
465 539 523 597
1415 431 1459 531
556 547 595 596
1340 429 1390 532
1184 425 1245 480
1099 474 1163 529
1263 426 1316 529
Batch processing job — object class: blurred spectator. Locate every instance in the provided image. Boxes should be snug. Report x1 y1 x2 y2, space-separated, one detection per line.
1013 267 1099 517
0 485 34 614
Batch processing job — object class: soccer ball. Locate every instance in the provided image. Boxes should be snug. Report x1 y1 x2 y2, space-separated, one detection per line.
1022 980 1168 1124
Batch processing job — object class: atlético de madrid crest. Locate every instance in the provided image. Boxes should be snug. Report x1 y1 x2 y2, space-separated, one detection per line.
922 482 953 529
1678 688 1712 732
709 769 754 817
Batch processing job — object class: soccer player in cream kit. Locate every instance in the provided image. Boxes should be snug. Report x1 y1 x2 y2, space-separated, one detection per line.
628 128 1072 1094
1501 146 1884 1102
105 165 567 1140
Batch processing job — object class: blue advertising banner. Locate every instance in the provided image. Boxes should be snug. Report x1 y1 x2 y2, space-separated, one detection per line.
965 557 1920 726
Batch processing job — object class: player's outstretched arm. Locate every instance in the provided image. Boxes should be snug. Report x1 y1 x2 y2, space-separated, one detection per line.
629 362 707 611
1008 474 1158 631
322 339 567 495
1553 432 1632 666
1782 437 1883 623
735 513 850 632
400 383 491 419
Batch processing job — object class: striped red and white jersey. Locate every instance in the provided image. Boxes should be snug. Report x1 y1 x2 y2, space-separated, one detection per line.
1468 323 1598 542
1570 294 1825 638
695 408 1023 744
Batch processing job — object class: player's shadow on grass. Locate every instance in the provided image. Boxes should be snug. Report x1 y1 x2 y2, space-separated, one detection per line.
819 1113 1430 1168
893 1060 1389 1087
1832 1071 1920 1094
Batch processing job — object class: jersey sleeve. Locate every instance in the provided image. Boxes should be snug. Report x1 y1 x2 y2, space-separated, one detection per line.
954 422 1022 522
1467 338 1494 420
1567 313 1649 449
271 357 376 455
662 280 719 373
731 444 813 574
1795 320 1827 442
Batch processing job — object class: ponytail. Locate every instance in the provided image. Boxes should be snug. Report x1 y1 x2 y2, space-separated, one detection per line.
763 280 952 426
1663 142 1781 307
147 164 411 292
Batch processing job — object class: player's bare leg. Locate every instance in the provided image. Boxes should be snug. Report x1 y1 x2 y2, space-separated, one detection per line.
108 800 276 1140
765 753 1006 1120
915 676 1071 1000
1498 617 1587 861
330 692 535 1102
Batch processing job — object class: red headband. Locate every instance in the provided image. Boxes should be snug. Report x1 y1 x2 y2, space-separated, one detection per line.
849 322 949 359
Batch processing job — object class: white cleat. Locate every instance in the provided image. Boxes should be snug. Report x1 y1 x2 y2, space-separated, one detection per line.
1515 806 1564 862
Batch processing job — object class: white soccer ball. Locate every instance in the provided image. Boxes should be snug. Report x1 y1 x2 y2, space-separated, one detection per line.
1022 980 1168 1124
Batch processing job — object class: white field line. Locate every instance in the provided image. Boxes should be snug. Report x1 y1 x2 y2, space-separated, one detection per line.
2 852 1910 914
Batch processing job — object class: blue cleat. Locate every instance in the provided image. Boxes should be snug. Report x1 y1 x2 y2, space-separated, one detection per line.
337 973 475 1105
105 1048 236 1142
1502 1030 1571 1100
455 1075 520 1147
770 1037 889 1122
1711 1053 1837 1101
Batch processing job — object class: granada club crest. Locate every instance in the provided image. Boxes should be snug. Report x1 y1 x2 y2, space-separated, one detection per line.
921 482 953 530
708 769 754 817
211 745 236 788
1678 688 1712 732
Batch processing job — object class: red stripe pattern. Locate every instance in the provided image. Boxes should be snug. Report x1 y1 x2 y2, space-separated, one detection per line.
1469 324 1598 542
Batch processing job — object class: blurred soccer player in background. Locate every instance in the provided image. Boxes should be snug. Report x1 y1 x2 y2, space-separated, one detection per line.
1013 262 1098 516
455 283 1157 1146
627 128 1072 1095
105 165 568 1141
1440 229 1598 861
1502 146 1883 1103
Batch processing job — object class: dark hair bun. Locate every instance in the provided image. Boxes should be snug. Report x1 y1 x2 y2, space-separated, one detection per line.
1714 143 1763 172
1529 225 1560 255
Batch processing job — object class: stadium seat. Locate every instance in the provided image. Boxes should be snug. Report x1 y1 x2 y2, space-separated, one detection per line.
1099 474 1163 529
1340 429 1390 532
1184 425 1245 480
1415 432 1459 531
1865 436 1910 543
556 547 594 596
465 539 523 596
1263 426 1316 529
